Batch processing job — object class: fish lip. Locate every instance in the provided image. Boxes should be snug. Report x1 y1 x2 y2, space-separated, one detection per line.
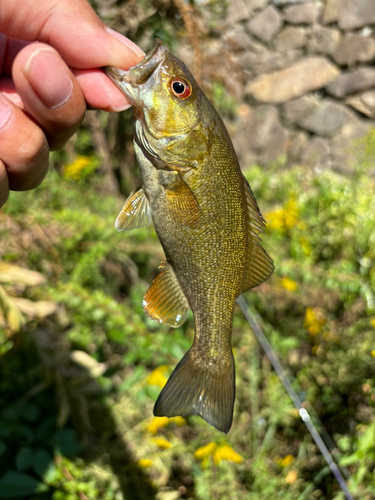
105 38 165 106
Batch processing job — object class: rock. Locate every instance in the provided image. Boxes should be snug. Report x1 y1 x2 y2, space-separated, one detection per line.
322 0 340 24
307 26 341 55
287 131 309 162
225 28 256 50
280 94 319 126
247 6 283 42
330 120 374 174
247 0 270 10
273 0 311 5
225 0 251 26
283 3 322 24
298 100 356 136
338 0 375 31
237 48 302 75
332 33 375 66
302 137 330 168
326 68 375 98
346 91 375 118
232 105 288 164
274 27 307 51
246 57 339 103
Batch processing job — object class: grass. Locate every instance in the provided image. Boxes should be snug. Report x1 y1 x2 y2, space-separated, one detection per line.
0 146 375 499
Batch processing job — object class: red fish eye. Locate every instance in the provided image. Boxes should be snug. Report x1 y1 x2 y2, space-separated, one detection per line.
171 78 191 99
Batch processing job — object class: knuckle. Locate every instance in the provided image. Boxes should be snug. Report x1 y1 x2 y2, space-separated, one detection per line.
17 127 48 165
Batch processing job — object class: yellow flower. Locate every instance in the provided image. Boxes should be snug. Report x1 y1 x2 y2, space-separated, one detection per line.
285 470 298 484
195 443 243 465
152 437 171 449
371 319 375 328
213 445 243 465
146 365 169 388
304 307 326 335
266 198 299 231
169 416 186 426
64 156 97 180
299 237 312 256
194 442 217 460
147 416 169 435
371 350 375 358
138 459 153 468
280 277 298 291
278 455 294 467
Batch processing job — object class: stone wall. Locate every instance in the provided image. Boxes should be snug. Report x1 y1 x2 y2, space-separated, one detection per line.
192 0 375 173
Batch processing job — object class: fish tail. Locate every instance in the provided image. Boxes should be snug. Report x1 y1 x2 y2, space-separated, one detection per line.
154 349 235 433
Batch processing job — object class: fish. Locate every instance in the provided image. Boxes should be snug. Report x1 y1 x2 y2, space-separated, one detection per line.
105 39 273 433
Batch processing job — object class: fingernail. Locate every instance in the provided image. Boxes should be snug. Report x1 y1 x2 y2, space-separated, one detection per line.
24 48 73 109
105 27 145 58
111 103 132 112
0 95 12 129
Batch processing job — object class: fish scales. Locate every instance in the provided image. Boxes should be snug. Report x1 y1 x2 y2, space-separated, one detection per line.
106 39 273 433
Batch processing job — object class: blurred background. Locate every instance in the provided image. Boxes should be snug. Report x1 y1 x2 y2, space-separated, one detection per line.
1 0 375 498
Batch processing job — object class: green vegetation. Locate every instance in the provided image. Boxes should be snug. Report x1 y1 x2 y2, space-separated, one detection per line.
1 137 375 498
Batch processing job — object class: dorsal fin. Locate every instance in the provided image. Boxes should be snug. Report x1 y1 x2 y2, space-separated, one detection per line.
240 175 274 293
115 187 152 231
143 261 190 328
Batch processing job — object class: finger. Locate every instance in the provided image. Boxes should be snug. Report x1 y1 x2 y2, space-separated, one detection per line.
0 160 9 208
1 0 144 70
0 93 49 191
12 43 86 151
2 37 30 76
73 69 131 111
0 77 24 108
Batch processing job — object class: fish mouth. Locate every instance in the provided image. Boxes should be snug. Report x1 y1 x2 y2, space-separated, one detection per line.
105 38 165 107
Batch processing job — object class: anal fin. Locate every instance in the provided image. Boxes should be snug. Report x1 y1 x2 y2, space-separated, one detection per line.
143 262 190 328
115 187 152 231
241 175 274 293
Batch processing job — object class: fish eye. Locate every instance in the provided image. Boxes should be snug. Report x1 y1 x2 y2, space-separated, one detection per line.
170 78 191 100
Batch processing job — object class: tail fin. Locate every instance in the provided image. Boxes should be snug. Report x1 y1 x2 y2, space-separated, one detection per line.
154 350 235 433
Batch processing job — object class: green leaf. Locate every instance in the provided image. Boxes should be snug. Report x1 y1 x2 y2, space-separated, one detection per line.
2 401 25 420
33 448 52 478
22 403 40 423
0 471 48 498
0 439 7 456
15 447 34 471
36 416 56 441
358 422 375 454
52 429 82 456
0 422 12 439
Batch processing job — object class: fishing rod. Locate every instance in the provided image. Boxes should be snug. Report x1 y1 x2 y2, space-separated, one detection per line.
237 295 354 500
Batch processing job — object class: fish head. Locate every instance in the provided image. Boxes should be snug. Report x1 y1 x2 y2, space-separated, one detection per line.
106 39 211 167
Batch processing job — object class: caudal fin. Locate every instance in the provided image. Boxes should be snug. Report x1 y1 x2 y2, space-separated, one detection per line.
154 350 235 433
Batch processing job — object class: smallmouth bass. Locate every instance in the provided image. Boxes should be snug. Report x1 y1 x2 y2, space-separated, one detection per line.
106 39 273 433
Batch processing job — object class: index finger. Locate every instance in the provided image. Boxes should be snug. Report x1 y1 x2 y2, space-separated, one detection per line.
1 0 144 70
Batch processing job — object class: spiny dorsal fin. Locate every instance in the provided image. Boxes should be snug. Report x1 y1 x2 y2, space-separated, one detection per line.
115 187 152 231
154 348 235 433
143 261 190 328
164 174 200 227
240 175 274 293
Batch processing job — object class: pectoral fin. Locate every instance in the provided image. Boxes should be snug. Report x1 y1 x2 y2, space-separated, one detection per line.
164 174 200 227
143 261 190 328
115 187 152 231
240 176 274 293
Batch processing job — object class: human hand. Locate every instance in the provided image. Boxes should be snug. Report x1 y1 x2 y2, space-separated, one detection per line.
0 0 145 208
